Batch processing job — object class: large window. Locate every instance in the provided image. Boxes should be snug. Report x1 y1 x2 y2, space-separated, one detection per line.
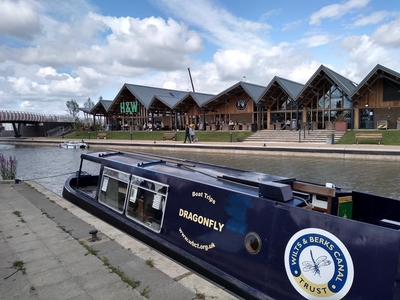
99 167 130 213
125 176 168 232
383 79 400 102
98 168 169 232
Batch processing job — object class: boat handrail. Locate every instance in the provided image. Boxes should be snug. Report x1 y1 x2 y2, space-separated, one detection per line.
107 149 195 168
98 151 123 158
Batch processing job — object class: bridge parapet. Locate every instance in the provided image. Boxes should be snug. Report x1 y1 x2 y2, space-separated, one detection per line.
0 110 61 123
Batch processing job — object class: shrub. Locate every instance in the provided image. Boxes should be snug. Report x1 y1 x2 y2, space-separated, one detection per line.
0 154 18 180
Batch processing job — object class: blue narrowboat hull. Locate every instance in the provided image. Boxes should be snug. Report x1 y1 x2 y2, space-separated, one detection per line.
62 150 400 299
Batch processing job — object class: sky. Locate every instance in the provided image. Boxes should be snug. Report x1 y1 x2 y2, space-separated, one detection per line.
0 0 399 116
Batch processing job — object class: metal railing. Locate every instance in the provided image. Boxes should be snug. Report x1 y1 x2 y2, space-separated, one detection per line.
298 122 312 143
45 126 72 137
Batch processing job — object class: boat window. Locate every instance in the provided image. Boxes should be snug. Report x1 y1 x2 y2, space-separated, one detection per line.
99 167 130 213
245 232 262 254
125 176 168 233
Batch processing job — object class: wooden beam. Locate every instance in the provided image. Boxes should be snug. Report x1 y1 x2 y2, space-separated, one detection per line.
293 181 335 197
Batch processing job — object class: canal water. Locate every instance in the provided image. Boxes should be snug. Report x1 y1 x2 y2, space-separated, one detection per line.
1 144 399 199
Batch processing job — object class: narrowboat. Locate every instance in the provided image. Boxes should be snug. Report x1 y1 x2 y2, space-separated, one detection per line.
62 150 400 300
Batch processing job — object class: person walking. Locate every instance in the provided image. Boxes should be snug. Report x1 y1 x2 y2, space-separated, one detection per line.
183 124 191 143
189 124 196 143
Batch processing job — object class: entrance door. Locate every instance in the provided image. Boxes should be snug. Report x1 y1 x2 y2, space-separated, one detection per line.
359 109 374 129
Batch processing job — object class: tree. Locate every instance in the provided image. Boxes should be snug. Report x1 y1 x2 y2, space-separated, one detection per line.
66 99 80 121
84 97 95 109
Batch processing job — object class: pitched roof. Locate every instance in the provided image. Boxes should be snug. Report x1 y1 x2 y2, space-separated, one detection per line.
87 100 112 114
275 77 304 99
261 76 304 102
296 65 357 102
352 64 400 100
240 82 267 102
124 84 188 110
202 81 266 108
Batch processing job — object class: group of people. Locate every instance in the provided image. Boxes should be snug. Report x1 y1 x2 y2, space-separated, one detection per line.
142 122 164 131
183 124 196 143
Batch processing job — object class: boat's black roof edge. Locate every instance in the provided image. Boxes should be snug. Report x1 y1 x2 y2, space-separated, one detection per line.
105 149 196 167
220 174 296 187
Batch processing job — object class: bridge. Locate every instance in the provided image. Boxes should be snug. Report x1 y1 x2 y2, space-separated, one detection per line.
0 110 73 137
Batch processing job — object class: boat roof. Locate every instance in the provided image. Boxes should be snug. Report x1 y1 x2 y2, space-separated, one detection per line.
81 150 292 197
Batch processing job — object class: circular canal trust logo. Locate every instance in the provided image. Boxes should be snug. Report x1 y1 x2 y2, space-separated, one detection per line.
284 228 354 299
235 98 247 110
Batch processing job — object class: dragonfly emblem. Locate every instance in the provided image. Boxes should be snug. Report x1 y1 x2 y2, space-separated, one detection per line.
302 249 331 276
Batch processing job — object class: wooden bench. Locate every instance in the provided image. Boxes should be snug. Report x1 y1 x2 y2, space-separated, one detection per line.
162 132 176 141
97 132 107 139
355 133 382 145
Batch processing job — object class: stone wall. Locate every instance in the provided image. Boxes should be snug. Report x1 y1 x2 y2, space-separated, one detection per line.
374 107 400 129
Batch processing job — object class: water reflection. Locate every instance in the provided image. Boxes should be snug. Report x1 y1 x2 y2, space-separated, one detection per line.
1 144 399 199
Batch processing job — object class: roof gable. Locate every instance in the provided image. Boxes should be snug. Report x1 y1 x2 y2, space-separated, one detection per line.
352 64 400 100
202 81 266 108
297 65 357 102
124 84 189 109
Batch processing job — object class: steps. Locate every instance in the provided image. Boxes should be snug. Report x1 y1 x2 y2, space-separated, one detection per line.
244 130 345 143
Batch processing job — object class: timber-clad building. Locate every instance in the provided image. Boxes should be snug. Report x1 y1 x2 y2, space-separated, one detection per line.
86 64 400 131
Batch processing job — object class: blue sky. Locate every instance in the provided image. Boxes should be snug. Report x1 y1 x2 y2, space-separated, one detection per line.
0 0 399 116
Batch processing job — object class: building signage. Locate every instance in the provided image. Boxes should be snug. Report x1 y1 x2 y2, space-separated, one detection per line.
120 101 138 113
236 98 247 110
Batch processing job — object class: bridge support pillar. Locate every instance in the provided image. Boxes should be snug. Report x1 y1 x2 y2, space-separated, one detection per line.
12 122 22 138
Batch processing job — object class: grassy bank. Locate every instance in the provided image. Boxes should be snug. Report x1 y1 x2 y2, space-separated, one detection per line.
66 130 253 143
337 130 400 145
64 129 400 145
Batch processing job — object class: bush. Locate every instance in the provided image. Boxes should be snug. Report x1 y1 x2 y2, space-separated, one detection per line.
0 154 18 180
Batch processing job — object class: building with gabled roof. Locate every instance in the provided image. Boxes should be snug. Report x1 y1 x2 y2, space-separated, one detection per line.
257 76 304 129
86 64 400 132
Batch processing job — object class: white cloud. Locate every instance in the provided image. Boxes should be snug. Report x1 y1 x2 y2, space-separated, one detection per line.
90 13 203 71
341 35 396 80
310 0 370 26
282 20 303 32
214 50 253 81
0 0 42 40
156 0 272 50
371 16 400 47
353 11 391 27
288 61 324 84
299 34 333 48
0 0 399 116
